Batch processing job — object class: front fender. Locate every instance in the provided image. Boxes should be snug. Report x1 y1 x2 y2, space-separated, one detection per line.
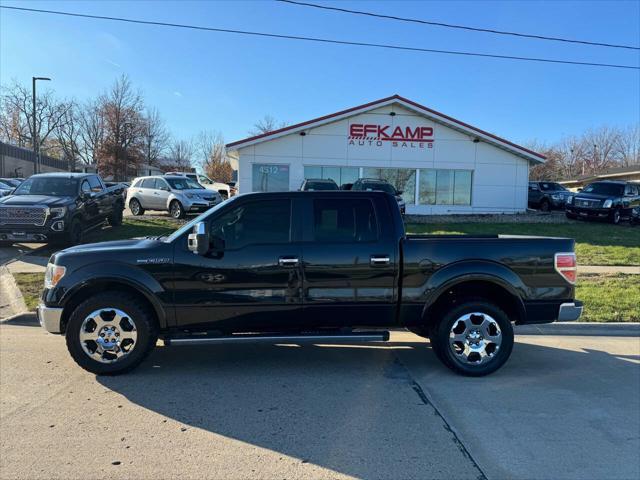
52 262 171 328
419 260 528 319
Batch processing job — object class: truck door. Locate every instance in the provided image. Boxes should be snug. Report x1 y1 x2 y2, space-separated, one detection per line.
171 196 303 331
300 195 398 327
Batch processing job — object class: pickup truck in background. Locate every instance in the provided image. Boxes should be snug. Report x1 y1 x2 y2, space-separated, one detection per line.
37 191 582 376
0 173 125 246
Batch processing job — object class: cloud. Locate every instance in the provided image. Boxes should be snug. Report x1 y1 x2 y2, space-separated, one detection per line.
173 91 183 98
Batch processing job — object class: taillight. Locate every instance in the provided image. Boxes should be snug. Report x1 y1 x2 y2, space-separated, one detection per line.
555 253 577 284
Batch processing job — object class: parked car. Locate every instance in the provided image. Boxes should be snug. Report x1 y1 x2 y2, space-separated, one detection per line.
0 173 125 246
164 172 231 200
127 175 222 219
528 181 572 212
299 178 339 191
0 178 23 188
226 181 237 197
565 180 640 224
351 178 406 214
0 182 12 197
37 190 581 376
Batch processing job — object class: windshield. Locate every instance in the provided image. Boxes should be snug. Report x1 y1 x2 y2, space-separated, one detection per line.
13 177 78 196
362 182 396 194
164 197 235 242
306 181 338 191
540 182 566 192
582 183 624 196
166 178 204 190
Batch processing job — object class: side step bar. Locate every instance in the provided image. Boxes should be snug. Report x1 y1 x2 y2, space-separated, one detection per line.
165 331 390 346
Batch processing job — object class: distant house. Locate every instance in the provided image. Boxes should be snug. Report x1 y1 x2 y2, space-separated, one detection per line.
559 164 640 190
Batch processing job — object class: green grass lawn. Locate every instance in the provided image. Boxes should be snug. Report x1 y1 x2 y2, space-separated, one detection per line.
576 274 640 322
406 222 640 266
13 272 44 311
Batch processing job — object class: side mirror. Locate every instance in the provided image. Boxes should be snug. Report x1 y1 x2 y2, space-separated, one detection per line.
188 222 209 255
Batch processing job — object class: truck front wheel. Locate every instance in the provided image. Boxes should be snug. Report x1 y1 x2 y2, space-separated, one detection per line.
430 300 514 376
65 292 158 375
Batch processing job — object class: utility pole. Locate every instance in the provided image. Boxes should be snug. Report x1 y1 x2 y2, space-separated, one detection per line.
32 76 51 174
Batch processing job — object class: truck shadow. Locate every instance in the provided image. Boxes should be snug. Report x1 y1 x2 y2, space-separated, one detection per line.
96 339 639 479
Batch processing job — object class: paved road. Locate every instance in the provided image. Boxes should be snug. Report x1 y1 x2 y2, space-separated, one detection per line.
1 324 638 480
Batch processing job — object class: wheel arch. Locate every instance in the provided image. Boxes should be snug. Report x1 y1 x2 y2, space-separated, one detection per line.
419 266 527 332
59 277 169 334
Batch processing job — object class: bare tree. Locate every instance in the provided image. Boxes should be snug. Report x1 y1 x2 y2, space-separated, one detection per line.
53 102 83 170
195 130 234 182
248 115 287 136
77 99 105 166
0 80 71 153
143 108 170 166
164 139 194 171
615 125 640 167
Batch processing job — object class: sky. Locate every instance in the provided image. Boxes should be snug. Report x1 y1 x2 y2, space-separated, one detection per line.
1 0 639 148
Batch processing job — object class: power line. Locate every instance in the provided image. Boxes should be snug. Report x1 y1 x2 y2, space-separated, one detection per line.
278 0 640 51
1 5 639 70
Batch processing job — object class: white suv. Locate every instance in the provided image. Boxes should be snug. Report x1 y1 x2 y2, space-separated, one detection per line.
164 172 231 200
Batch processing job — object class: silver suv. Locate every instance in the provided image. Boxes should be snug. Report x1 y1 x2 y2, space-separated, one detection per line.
126 175 222 219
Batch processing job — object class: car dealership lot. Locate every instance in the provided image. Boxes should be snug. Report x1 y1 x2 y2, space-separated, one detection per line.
1 323 638 480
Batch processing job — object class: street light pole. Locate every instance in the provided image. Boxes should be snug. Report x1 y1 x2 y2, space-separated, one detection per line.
32 76 51 174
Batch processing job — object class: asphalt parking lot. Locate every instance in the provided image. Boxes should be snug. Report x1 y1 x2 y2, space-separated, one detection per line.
1 323 638 480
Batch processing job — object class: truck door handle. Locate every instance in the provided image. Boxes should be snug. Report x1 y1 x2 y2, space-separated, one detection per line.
370 255 390 266
278 256 299 267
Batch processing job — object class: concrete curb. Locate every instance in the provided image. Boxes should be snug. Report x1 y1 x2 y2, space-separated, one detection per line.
515 322 640 337
0 265 28 321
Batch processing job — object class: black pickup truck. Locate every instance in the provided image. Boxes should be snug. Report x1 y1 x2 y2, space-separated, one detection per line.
0 173 125 246
37 191 582 376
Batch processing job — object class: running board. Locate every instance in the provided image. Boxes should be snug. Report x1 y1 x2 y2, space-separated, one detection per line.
164 331 390 346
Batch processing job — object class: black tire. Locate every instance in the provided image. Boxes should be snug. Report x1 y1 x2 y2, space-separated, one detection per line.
430 299 514 377
565 212 577 220
65 219 83 246
169 200 186 219
539 199 550 212
65 292 158 375
109 204 124 226
129 198 145 216
609 208 621 225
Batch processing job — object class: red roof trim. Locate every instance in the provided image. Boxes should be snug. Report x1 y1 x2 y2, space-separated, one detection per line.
226 94 546 160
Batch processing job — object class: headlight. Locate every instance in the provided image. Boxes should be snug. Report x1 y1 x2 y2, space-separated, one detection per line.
185 193 196 199
49 206 67 219
551 194 561 200
567 196 574 204
44 263 66 289
603 199 613 208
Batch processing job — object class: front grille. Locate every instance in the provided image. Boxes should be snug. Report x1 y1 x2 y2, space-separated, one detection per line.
0 206 48 226
576 199 601 208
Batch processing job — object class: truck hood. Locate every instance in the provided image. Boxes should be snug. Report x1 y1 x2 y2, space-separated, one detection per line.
0 195 74 207
573 192 613 201
53 238 163 263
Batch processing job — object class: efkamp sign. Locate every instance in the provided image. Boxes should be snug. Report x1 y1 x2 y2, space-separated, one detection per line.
348 123 434 148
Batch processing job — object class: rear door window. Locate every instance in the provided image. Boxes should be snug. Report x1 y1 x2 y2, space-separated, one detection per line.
312 199 378 243
141 178 155 189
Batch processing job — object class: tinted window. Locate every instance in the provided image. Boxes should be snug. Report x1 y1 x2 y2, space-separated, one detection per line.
14 177 78 196
132 179 143 188
582 183 625 196
141 178 155 188
313 199 377 242
305 181 338 191
209 200 290 249
88 176 103 192
80 180 91 193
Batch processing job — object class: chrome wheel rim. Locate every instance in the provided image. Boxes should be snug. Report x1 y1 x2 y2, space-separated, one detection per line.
171 203 181 218
79 308 137 363
130 200 140 215
449 312 502 365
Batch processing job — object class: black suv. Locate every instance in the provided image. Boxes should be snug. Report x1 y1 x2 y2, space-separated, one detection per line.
528 181 572 211
565 181 640 224
300 178 339 191
351 178 406 215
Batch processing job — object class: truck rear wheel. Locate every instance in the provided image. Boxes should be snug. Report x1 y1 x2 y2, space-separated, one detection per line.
65 292 158 375
430 299 514 376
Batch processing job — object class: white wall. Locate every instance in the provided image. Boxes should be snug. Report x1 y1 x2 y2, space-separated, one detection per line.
236 102 532 214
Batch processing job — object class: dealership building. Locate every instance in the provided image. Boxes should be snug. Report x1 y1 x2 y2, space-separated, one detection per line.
226 95 545 215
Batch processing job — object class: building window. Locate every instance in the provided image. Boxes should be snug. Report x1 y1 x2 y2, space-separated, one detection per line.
252 164 289 192
304 166 359 188
419 169 472 205
362 168 416 205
